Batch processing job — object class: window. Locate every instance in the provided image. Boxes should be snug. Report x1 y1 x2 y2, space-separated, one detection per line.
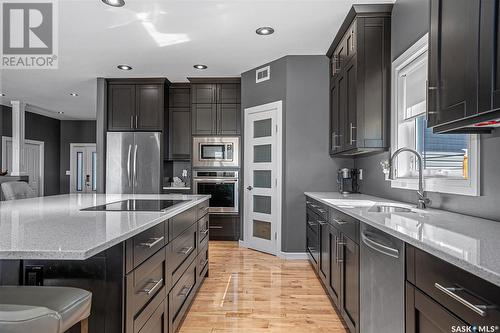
391 34 479 196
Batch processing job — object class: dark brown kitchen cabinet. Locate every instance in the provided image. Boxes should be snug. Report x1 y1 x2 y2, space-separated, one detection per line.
108 84 136 131
339 235 359 333
107 79 165 132
327 5 392 157
429 0 500 133
406 283 467 333
192 104 217 135
168 85 191 160
218 104 241 135
305 197 359 333
189 79 241 135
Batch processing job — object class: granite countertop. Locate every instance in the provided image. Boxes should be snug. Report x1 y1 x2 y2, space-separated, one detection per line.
0 194 210 260
305 192 500 287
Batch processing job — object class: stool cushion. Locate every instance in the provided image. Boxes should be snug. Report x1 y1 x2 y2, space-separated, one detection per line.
0 304 60 333
0 286 92 333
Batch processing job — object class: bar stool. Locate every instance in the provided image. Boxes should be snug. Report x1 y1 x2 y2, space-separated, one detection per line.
0 286 92 333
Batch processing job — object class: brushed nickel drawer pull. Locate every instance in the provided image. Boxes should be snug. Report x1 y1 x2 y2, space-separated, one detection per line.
201 259 209 267
307 221 317 227
178 246 194 255
317 220 327 226
201 229 209 236
434 283 493 317
177 285 192 297
139 279 163 295
209 226 223 229
332 218 348 225
138 236 164 248
318 208 327 214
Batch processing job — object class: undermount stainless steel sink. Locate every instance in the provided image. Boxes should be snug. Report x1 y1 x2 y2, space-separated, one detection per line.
368 205 414 213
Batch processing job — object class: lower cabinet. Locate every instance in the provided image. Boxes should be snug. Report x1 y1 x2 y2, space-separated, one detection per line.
209 214 240 240
305 197 359 333
406 282 467 333
125 201 210 333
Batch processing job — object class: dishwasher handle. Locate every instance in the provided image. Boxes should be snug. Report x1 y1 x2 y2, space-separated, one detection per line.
361 231 400 258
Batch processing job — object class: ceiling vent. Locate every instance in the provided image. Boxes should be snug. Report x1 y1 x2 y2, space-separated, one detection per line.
256 66 270 83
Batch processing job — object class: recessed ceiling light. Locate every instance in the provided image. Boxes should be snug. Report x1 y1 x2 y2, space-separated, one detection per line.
256 27 275 35
193 64 207 70
0 93 5 97
102 0 125 7
69 93 78 97
117 64 132 70
58 111 64 114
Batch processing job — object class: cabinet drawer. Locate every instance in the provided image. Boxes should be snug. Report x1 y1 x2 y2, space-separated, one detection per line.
167 223 197 287
410 246 500 326
169 206 197 242
306 197 329 221
197 200 209 220
127 222 166 271
208 214 239 241
137 298 167 333
169 260 197 332
126 249 167 332
197 214 209 246
329 207 358 243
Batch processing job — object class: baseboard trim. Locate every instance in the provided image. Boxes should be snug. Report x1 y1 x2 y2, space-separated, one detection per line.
238 241 307 260
277 252 308 260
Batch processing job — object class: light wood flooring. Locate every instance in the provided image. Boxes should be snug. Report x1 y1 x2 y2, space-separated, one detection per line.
178 241 348 333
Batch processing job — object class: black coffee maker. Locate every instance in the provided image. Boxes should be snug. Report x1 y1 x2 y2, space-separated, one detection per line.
337 168 361 194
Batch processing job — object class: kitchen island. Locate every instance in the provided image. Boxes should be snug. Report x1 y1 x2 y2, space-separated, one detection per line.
0 194 211 333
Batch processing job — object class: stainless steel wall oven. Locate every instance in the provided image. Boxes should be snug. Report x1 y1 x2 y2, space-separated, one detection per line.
193 170 239 214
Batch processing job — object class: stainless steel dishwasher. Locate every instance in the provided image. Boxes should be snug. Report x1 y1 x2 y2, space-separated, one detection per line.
360 223 405 333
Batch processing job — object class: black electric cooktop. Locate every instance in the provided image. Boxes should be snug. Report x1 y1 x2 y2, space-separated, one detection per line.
81 199 187 212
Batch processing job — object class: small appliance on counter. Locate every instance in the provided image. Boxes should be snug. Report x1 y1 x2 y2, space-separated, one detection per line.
337 168 362 194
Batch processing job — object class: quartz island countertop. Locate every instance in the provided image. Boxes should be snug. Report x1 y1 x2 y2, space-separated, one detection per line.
0 194 210 260
305 192 500 287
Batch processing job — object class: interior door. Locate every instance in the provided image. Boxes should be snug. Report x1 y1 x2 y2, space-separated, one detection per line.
244 102 281 255
70 144 97 193
2 138 43 196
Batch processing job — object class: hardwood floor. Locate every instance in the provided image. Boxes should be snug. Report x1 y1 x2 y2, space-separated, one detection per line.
179 241 348 333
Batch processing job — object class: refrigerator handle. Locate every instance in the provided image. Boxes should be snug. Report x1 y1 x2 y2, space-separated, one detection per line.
127 144 132 187
133 144 138 186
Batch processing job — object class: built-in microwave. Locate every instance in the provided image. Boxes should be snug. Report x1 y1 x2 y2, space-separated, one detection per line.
193 137 239 168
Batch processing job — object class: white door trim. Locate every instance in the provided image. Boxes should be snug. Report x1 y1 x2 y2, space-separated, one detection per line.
69 143 97 193
243 100 283 256
2 136 45 196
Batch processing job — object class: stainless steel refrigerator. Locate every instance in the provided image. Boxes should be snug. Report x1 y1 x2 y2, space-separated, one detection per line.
106 132 161 194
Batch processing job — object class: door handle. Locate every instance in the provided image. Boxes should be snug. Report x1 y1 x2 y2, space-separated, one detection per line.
138 236 164 248
361 231 399 258
135 115 138 129
130 115 134 129
337 238 346 263
349 123 357 145
177 246 194 255
434 283 494 317
247 186 253 191
127 144 132 187
138 278 163 295
133 144 138 186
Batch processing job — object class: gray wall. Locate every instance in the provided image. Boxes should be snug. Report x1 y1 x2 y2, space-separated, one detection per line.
354 0 500 222
59 120 96 194
1 106 61 196
242 55 353 252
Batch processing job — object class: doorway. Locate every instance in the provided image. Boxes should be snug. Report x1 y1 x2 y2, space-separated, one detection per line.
2 136 45 196
243 101 282 255
70 143 97 193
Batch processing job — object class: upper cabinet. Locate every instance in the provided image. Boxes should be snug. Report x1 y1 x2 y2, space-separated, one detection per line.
107 79 165 132
190 79 241 135
429 0 500 133
168 84 191 160
328 5 392 157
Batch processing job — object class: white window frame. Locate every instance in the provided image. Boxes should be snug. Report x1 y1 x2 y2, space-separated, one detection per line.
391 33 480 197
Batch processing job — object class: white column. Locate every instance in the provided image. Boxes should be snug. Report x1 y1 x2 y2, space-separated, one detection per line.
10 100 27 176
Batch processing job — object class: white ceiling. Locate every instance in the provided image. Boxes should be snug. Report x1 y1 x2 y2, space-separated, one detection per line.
0 0 393 120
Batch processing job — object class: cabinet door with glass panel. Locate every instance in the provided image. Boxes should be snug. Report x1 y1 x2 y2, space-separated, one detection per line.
392 34 479 196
